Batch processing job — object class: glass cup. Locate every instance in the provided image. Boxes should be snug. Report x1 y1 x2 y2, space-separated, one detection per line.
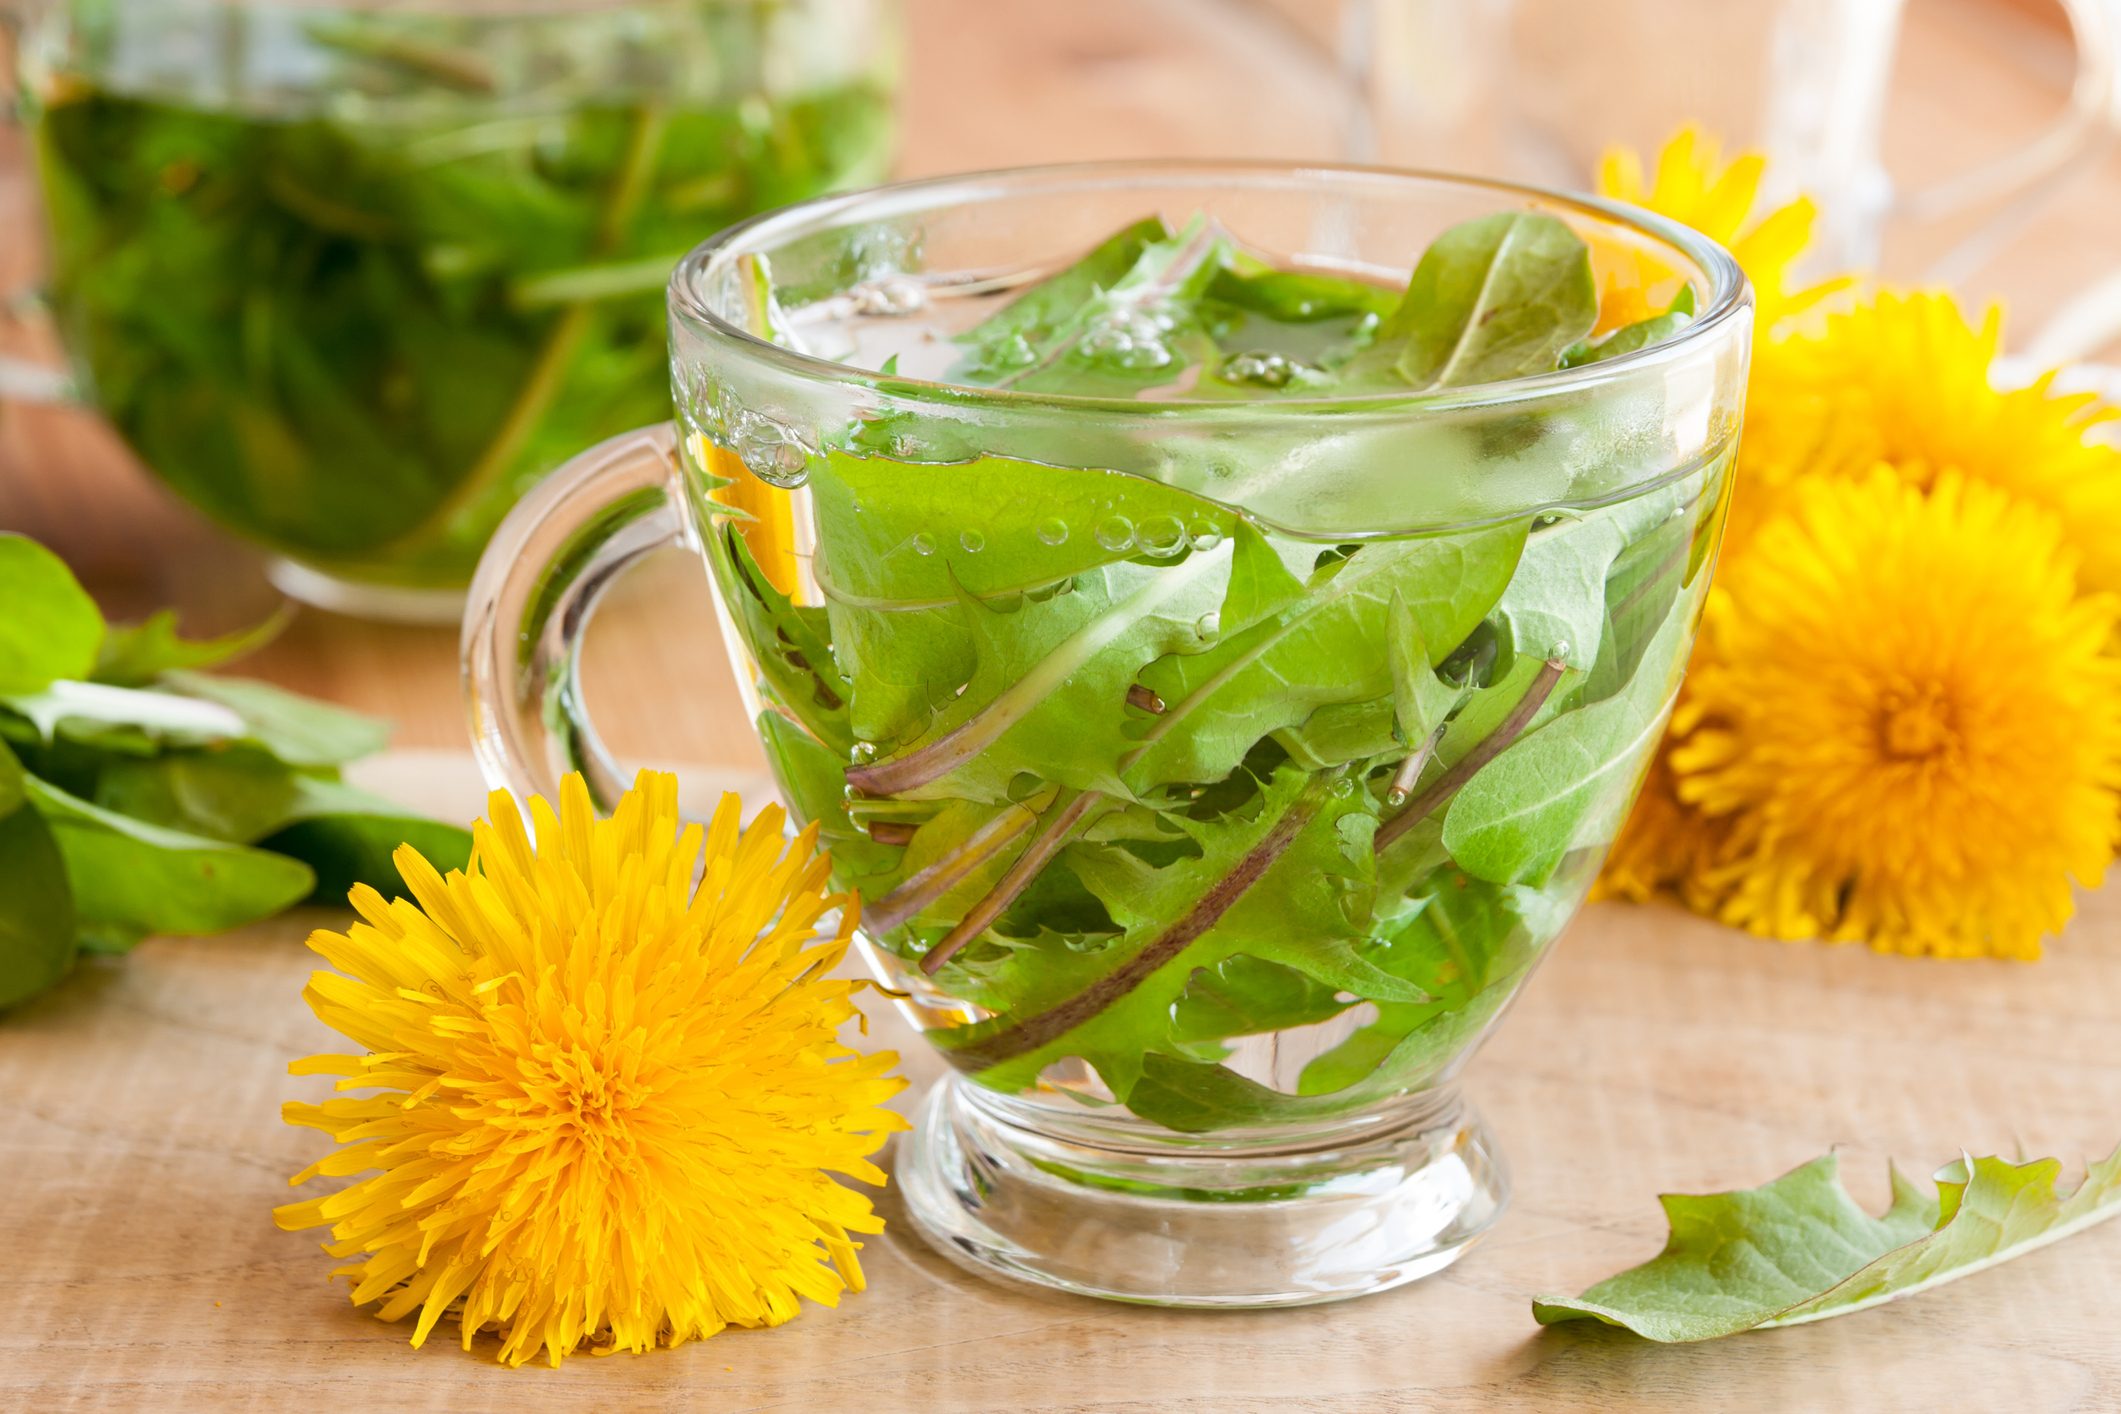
4 0 900 620
462 161 1751 1306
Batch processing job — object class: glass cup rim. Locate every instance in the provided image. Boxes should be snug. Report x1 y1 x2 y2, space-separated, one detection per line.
669 157 1752 417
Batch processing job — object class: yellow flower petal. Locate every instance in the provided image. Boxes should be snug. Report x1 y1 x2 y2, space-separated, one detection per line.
278 771 905 1366
1594 123 1832 337
1670 470 2121 958
1736 291 2121 594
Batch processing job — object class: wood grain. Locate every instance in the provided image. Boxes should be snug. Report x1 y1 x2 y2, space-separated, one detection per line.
2 751 2118 1413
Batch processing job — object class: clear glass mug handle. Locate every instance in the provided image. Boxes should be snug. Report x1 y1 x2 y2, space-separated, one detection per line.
0 291 74 403
0 11 74 404
1891 0 2116 282
461 421 688 810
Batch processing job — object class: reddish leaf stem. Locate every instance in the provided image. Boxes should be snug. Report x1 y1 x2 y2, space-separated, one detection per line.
1375 657 1566 853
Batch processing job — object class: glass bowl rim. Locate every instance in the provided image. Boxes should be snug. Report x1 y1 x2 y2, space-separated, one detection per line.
669 157 1752 417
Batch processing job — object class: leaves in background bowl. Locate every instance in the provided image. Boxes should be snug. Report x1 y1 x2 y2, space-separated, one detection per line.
1535 1145 2121 1341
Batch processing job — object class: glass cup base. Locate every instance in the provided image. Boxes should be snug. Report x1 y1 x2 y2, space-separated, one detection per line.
897 1076 1509 1309
267 557 468 626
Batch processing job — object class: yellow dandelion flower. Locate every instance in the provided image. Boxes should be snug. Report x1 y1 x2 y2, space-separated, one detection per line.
276 771 907 1367
1592 737 1738 914
1671 470 2121 959
1735 291 2121 592
1595 124 1837 334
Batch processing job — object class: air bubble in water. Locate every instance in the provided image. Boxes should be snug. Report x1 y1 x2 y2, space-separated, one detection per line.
851 277 926 317
959 529 986 554
1077 309 1176 371
733 415 813 488
911 532 937 556
990 333 1038 370
1194 612 1221 639
1095 516 1135 552
849 741 878 764
1187 519 1223 552
1138 514 1186 557
1222 351 1310 388
1036 518 1069 546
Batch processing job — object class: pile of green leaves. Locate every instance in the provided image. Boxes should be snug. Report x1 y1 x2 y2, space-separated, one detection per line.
0 534 470 1009
29 1 894 586
706 210 1727 1133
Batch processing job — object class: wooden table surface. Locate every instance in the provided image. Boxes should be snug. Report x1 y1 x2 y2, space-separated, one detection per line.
5 1 2121 1409
5 752 2121 1413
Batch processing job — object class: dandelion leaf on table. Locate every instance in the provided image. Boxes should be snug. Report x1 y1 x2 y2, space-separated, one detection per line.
1533 1146 2121 1341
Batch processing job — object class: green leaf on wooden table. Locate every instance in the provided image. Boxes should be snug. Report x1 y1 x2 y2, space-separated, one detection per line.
1534 1146 2121 1341
0 533 104 695
0 803 78 1009
266 809 471 905
3 679 250 753
157 670 390 766
25 774 316 948
1361 213 1598 389
0 736 26 820
92 606 290 687
92 750 470 902
0 533 474 1008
